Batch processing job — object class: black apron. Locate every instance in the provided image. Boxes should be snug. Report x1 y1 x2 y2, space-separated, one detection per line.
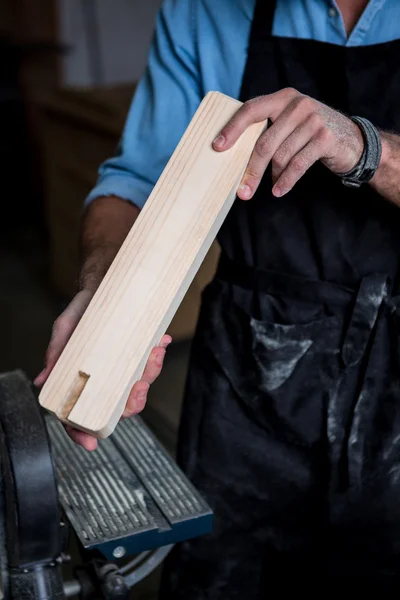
160 0 400 593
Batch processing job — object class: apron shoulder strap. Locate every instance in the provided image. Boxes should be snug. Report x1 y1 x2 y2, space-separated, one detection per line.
239 0 277 101
249 0 277 44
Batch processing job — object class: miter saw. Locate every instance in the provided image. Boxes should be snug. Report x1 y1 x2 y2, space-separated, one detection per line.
0 370 212 599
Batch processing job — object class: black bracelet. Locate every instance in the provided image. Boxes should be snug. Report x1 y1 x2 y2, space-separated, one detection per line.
338 117 382 188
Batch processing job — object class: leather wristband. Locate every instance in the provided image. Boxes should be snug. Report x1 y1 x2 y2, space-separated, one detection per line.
338 116 382 188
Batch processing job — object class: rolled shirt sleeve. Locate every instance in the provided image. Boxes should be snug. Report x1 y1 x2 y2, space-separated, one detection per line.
85 0 201 210
84 0 400 211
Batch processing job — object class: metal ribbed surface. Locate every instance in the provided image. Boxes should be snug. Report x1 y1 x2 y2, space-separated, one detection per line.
47 415 212 553
47 418 155 545
114 419 209 523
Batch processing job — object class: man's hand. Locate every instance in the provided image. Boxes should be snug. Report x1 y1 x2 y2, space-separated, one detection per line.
34 290 171 451
213 88 364 199
34 196 171 452
34 290 94 389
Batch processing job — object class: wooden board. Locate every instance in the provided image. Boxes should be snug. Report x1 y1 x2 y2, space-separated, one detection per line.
39 91 267 438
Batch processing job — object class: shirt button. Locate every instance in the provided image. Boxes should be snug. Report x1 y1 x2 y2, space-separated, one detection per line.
329 7 337 18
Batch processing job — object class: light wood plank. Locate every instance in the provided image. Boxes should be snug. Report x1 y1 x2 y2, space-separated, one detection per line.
39 91 267 438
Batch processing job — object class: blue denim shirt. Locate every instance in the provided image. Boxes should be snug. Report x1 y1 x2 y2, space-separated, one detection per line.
86 0 399 210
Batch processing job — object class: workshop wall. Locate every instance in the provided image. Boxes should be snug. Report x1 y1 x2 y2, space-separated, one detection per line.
59 0 163 86
0 4 206 597
0 4 209 595
0 0 217 438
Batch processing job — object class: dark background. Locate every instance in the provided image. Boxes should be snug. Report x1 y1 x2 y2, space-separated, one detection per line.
0 1 221 597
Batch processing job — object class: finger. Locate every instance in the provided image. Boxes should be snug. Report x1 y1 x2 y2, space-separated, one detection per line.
237 104 315 200
213 88 299 152
141 336 171 385
34 291 93 388
65 425 98 451
33 369 49 388
271 112 325 185
141 346 168 385
34 317 74 387
123 380 150 418
159 334 172 349
272 136 324 197
122 337 171 418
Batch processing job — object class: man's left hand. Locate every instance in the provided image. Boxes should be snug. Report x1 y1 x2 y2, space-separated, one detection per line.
213 88 364 199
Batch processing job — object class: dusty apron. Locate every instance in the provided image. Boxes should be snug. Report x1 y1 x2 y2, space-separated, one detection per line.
160 0 400 593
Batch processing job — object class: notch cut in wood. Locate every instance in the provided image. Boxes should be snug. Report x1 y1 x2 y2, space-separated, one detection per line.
59 371 91 421
39 91 267 438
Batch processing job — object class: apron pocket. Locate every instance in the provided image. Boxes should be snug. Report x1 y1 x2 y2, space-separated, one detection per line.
204 284 342 443
251 318 314 392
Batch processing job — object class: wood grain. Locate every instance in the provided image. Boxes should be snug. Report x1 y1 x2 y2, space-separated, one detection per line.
39 91 267 437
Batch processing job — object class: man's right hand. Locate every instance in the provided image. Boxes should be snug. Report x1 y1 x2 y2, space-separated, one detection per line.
34 289 171 451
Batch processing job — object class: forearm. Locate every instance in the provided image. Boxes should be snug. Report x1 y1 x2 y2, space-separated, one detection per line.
370 131 400 206
78 196 140 293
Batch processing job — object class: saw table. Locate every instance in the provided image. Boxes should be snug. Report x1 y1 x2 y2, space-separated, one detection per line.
0 370 213 599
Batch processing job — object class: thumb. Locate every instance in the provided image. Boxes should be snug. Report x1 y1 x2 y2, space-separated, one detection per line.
34 319 71 387
34 290 94 388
